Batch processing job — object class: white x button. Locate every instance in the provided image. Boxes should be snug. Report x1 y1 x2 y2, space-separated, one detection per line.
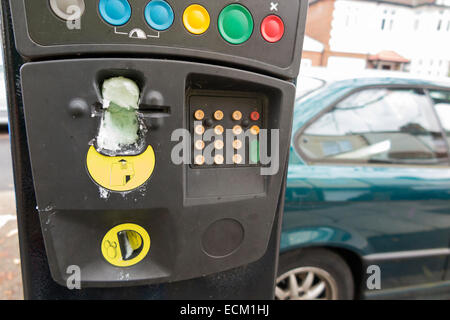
270 2 279 11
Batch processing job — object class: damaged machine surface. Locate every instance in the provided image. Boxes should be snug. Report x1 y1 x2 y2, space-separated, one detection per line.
96 77 147 156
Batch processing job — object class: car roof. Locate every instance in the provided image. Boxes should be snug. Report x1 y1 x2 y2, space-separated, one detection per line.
298 67 450 89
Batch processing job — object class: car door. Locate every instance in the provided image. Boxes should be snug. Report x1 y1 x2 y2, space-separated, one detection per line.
429 88 450 283
286 85 450 294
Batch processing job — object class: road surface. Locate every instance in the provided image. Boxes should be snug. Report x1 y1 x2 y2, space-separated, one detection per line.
0 130 22 299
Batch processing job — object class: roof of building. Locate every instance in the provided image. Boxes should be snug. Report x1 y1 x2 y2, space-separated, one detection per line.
303 36 325 53
368 50 410 63
373 0 436 7
309 0 445 8
298 66 450 88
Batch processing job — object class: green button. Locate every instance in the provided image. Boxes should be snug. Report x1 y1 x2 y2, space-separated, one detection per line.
218 4 253 45
250 140 260 164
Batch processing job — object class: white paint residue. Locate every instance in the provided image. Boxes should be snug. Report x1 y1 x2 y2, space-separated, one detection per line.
119 270 131 281
123 237 133 260
96 77 141 153
99 187 110 199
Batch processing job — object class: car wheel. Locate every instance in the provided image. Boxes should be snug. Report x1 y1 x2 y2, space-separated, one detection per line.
276 248 354 300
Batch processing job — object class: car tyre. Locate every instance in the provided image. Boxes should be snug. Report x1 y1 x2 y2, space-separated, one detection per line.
276 248 354 300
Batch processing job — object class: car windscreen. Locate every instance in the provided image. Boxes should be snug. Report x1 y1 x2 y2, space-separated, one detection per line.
429 89 450 145
295 76 325 100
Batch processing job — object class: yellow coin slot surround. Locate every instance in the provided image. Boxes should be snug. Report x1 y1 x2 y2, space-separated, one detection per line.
183 4 211 35
101 223 151 268
86 145 155 192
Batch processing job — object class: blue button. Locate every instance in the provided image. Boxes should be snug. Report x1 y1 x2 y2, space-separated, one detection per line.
145 0 174 31
99 0 132 26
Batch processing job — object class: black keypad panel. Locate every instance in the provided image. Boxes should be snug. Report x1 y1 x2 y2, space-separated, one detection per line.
189 94 265 168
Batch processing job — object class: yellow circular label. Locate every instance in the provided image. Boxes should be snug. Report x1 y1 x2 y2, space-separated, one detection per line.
86 146 155 192
101 223 151 267
183 4 211 35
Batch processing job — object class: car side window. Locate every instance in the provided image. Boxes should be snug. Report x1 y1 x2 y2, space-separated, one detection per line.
429 90 450 145
297 88 448 165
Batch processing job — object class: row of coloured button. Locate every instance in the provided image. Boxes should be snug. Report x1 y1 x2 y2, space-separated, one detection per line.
194 109 260 123
194 141 259 165
195 124 260 136
91 0 285 44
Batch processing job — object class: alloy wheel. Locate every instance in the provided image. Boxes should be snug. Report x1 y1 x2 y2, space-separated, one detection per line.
276 266 339 300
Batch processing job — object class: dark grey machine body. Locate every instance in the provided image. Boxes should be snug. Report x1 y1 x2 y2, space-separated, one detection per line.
1 0 307 298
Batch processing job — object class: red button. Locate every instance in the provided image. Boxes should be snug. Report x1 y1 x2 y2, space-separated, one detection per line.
261 15 284 43
250 111 260 121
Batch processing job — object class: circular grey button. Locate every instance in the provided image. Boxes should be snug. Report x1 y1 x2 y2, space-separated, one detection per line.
202 219 244 258
49 0 85 21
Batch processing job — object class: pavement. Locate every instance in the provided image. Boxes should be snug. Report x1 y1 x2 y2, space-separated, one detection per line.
0 129 23 300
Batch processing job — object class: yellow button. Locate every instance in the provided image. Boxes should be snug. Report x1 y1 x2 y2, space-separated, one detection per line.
195 155 205 165
214 110 224 121
233 154 243 164
233 125 243 135
232 111 242 121
195 140 205 150
250 125 260 135
195 125 205 135
214 125 224 135
214 140 224 150
194 109 205 120
183 4 210 35
214 154 224 165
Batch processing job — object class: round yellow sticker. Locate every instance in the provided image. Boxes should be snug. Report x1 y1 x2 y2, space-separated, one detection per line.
101 223 151 267
86 146 155 192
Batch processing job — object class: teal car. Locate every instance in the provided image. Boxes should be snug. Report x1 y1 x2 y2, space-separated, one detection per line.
276 72 450 300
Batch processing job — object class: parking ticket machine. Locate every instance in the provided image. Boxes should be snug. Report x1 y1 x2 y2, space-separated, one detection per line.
1 0 307 299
